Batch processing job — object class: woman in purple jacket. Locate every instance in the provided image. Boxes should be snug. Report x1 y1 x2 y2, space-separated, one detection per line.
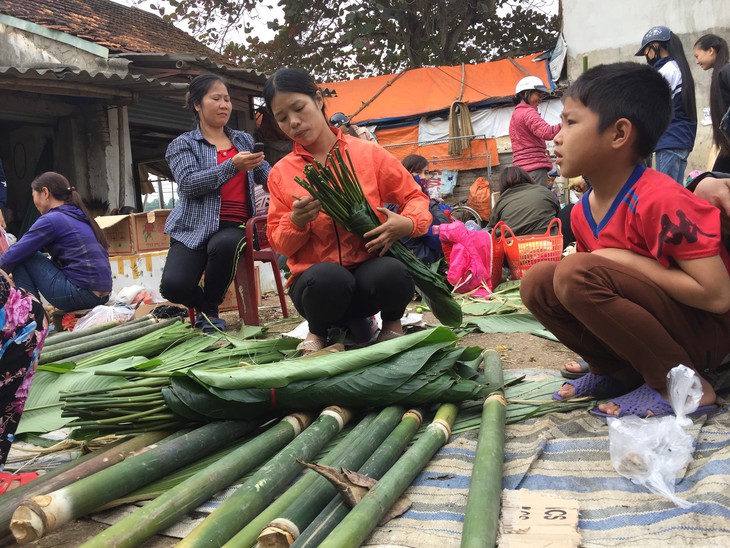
508 76 561 186
0 172 112 312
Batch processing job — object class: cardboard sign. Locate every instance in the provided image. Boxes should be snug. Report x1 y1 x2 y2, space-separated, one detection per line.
499 489 581 548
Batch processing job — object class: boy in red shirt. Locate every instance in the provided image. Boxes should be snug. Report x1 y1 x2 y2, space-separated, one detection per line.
520 62 730 418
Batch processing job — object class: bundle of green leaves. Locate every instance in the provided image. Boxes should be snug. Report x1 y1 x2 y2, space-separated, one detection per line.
295 149 462 328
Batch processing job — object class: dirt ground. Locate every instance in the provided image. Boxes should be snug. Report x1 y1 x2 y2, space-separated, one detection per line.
14 293 572 547
244 293 574 373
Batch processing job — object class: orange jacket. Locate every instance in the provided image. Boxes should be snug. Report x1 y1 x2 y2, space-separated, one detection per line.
267 129 431 284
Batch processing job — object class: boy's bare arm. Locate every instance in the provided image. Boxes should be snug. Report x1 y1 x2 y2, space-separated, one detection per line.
591 248 730 314
693 177 730 217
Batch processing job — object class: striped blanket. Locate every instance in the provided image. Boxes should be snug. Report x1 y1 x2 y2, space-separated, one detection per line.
365 405 730 547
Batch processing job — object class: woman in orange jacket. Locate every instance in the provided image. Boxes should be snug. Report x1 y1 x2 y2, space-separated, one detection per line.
263 68 432 353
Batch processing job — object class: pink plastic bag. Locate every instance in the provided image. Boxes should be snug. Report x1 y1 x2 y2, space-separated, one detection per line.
439 220 502 295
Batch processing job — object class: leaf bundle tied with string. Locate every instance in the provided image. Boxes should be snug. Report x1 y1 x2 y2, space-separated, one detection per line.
294 148 462 327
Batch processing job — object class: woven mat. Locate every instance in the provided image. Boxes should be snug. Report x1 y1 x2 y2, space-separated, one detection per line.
363 407 730 548
93 395 730 547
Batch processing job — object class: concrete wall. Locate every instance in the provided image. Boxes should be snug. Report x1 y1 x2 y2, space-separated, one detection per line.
562 0 730 172
0 17 107 67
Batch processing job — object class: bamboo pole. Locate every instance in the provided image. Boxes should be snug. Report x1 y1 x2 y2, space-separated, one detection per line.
9 421 256 544
0 431 167 544
39 318 179 365
79 413 313 548
42 320 123 346
318 403 459 548
179 406 353 548
232 406 403 547
461 350 506 548
292 408 423 548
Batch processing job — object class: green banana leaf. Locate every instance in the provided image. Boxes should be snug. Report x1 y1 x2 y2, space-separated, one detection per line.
269 341 454 409
463 313 558 341
190 327 457 389
164 377 271 420
18 357 150 434
460 300 524 316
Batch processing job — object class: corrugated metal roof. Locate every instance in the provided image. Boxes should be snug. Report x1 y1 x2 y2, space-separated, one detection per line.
0 65 186 96
117 53 267 90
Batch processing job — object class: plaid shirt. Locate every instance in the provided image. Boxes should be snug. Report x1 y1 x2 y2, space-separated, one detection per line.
164 126 271 249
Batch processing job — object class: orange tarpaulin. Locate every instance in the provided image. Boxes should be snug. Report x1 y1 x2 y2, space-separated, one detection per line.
376 126 499 169
323 53 551 125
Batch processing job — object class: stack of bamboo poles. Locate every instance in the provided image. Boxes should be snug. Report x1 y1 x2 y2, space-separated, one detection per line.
7 315 589 546
4 404 460 546
2 349 578 547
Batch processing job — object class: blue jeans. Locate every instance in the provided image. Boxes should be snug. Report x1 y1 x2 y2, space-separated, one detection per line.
11 252 109 312
654 149 689 185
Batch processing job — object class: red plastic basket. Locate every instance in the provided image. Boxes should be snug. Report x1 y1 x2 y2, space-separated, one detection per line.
494 218 563 280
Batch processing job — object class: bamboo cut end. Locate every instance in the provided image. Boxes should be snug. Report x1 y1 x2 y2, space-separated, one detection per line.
284 412 314 434
430 419 453 441
403 409 423 427
321 406 353 430
485 393 508 407
10 498 50 544
258 518 299 547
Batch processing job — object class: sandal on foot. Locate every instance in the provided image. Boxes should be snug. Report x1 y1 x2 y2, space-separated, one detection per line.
195 315 226 333
589 383 718 419
375 328 404 343
560 358 589 379
0 471 39 495
296 337 327 354
553 372 626 401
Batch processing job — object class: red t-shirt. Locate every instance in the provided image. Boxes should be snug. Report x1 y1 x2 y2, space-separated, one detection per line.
571 165 730 273
218 146 248 223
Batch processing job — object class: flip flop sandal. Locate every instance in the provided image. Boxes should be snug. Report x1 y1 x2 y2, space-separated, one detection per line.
589 383 718 419
201 317 226 334
0 471 39 495
296 337 327 354
560 358 590 379
553 372 626 401
194 314 226 333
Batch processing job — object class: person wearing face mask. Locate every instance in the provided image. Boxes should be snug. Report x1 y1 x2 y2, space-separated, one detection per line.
636 26 697 184
160 74 271 332
263 68 431 353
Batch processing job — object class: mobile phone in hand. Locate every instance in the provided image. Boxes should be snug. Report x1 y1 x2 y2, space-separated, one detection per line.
252 142 265 154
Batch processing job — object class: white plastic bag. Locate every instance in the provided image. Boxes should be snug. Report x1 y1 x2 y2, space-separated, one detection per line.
608 364 702 508
73 305 135 332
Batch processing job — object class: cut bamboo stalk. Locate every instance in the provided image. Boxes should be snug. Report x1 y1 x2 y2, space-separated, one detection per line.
224 412 379 548
43 320 123 346
292 408 423 548
232 407 403 547
9 420 256 544
0 431 167 544
318 403 459 548
79 413 314 548
179 406 353 548
461 349 506 548
39 318 179 365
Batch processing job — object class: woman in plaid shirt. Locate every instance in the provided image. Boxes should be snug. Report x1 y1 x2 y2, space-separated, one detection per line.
160 74 271 332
